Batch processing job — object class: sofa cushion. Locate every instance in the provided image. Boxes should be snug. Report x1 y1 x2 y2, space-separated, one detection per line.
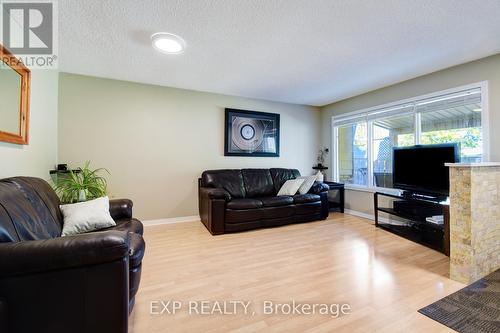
293 194 321 204
13 177 63 228
270 168 301 193
242 169 275 197
259 196 294 207
226 198 263 210
201 170 246 198
0 203 19 242
0 180 61 242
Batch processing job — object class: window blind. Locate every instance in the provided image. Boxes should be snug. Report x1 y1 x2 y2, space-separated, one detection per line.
332 87 481 126
415 88 481 114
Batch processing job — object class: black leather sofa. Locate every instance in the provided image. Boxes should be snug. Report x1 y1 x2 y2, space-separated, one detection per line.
198 168 329 235
0 177 145 333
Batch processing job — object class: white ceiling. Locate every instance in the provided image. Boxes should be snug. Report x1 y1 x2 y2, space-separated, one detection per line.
59 0 500 106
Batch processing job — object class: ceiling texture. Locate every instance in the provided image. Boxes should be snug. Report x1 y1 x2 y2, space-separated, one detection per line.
59 0 500 106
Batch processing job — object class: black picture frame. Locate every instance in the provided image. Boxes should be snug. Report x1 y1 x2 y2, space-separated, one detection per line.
224 108 280 157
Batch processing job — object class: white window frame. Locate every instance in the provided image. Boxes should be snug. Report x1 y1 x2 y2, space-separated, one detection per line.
331 81 490 192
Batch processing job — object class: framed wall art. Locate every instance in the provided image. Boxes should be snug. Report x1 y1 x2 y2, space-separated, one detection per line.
224 108 280 157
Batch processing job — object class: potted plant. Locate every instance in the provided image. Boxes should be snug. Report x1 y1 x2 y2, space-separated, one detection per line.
317 148 329 167
54 161 109 204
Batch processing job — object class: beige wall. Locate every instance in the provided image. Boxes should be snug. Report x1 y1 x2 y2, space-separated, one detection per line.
320 53 500 215
0 70 58 179
58 73 321 220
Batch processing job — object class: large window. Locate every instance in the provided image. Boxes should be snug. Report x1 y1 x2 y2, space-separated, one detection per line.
332 84 486 189
338 123 367 185
372 112 415 188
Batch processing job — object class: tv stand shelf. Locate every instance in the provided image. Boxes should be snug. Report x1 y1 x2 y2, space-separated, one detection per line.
374 192 450 256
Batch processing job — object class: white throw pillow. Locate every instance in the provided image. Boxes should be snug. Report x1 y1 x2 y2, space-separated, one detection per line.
297 175 317 195
277 179 305 196
60 196 116 236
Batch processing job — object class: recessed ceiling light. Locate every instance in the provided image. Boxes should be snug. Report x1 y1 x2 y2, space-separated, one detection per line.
473 108 482 112
151 32 186 54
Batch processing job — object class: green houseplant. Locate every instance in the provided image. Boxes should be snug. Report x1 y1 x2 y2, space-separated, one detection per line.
54 161 109 204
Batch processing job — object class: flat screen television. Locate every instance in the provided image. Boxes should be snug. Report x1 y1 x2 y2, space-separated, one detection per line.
393 143 459 196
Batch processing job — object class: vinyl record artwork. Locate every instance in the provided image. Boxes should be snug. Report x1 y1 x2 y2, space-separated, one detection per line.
224 109 280 157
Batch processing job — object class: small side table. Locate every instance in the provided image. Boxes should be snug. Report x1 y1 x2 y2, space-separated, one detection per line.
49 169 81 185
323 181 345 213
312 165 329 181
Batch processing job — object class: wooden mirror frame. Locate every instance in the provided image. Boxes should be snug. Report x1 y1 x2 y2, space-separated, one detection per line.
0 44 31 145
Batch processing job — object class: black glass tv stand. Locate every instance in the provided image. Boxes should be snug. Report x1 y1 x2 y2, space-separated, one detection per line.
374 191 450 256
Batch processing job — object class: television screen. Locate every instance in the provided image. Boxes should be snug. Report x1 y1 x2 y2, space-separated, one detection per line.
393 144 459 196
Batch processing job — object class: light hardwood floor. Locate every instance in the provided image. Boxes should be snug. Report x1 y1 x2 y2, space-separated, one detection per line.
129 213 464 333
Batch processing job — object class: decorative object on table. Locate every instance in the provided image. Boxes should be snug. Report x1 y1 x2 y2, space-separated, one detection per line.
425 215 444 225
60 196 116 236
316 147 329 167
314 170 324 182
53 161 109 204
418 268 500 333
224 108 280 157
57 163 68 171
49 167 81 185
312 160 328 181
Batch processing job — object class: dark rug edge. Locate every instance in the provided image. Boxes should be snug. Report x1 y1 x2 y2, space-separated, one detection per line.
417 269 500 333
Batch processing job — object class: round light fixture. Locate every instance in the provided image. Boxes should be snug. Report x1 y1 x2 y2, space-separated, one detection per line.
151 32 186 54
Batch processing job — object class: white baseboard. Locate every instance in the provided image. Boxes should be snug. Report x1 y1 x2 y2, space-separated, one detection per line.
143 215 200 226
343 209 391 224
344 209 373 220
143 210 390 227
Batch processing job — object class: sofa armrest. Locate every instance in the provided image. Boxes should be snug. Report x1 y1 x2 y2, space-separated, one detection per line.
198 187 227 235
0 230 130 277
199 187 231 201
109 198 133 220
309 182 329 194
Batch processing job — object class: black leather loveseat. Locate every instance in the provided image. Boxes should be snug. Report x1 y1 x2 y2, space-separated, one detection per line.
0 177 145 333
198 168 329 235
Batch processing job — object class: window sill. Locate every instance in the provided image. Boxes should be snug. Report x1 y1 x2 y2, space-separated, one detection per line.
344 184 401 196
